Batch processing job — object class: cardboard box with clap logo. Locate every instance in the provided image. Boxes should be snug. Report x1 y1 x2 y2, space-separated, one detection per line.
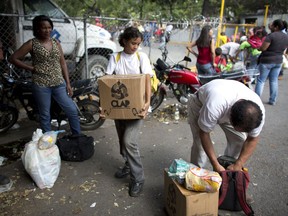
98 74 146 119
164 169 219 216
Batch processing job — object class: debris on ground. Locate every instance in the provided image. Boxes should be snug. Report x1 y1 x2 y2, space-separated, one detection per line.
152 103 188 122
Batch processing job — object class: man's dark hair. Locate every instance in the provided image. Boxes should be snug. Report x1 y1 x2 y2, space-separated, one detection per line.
32 15 53 38
215 47 222 56
118 26 143 47
230 99 263 132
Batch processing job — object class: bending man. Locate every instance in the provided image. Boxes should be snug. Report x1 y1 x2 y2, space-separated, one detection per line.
188 79 265 172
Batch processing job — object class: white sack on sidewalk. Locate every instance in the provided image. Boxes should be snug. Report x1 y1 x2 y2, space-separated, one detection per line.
21 129 61 189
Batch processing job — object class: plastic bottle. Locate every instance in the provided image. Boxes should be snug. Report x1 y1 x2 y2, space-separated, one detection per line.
179 96 188 104
174 103 180 121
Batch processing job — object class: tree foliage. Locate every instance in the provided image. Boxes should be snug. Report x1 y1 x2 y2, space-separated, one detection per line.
53 0 288 21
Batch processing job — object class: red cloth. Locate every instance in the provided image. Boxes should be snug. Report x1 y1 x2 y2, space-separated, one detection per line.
215 55 227 73
197 46 212 64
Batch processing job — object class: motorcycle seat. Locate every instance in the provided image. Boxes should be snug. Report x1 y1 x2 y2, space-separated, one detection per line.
71 79 91 89
155 58 170 71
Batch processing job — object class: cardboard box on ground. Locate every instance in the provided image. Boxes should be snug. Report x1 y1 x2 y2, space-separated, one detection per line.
98 74 146 119
164 169 219 216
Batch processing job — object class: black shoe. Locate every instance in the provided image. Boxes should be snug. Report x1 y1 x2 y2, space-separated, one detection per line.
0 175 10 185
114 166 130 178
129 182 144 197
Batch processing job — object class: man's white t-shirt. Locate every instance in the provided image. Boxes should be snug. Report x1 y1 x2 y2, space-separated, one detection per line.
220 42 240 57
196 79 265 137
106 51 153 76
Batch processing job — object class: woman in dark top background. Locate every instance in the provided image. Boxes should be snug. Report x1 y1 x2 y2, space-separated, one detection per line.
255 19 288 105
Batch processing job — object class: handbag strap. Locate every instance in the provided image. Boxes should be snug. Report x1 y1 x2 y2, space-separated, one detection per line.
235 171 254 216
218 171 229 206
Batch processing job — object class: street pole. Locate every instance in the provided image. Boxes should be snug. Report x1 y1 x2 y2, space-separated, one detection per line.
216 0 225 47
264 5 270 27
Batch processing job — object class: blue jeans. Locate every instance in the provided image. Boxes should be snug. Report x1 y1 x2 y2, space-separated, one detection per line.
143 31 151 47
255 63 282 104
114 119 144 183
32 82 81 134
196 62 216 75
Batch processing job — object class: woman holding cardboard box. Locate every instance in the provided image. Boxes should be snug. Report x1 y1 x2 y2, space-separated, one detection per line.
104 26 153 197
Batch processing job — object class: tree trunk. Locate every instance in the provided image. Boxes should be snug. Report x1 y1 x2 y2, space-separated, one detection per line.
201 0 211 17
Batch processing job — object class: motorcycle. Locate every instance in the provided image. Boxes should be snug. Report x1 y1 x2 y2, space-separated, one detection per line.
150 56 259 112
0 72 105 133
150 56 201 112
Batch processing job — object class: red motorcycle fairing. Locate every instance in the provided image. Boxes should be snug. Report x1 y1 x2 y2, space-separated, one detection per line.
168 69 200 85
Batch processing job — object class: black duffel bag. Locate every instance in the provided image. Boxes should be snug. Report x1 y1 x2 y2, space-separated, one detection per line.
56 134 95 162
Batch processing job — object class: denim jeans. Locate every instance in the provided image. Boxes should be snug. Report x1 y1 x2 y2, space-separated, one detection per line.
143 31 151 47
114 119 144 183
196 62 216 75
32 82 81 134
255 63 282 105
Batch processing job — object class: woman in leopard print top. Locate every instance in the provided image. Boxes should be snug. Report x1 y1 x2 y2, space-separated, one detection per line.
9 15 80 134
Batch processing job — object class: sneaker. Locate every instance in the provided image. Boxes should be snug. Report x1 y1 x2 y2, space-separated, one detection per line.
129 182 144 197
114 166 130 178
0 175 13 193
267 101 275 106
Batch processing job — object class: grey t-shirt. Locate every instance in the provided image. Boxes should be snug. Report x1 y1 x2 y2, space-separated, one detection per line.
260 31 288 64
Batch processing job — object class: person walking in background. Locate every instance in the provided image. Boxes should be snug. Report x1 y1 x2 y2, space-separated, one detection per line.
188 79 265 172
95 18 103 28
143 22 152 47
105 27 153 197
255 19 288 105
187 25 217 75
9 15 81 134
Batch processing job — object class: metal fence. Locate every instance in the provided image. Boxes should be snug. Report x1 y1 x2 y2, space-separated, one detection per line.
0 13 225 81
0 14 116 81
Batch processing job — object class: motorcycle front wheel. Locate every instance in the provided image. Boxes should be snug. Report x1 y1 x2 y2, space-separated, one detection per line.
77 99 105 131
150 89 165 112
0 106 19 134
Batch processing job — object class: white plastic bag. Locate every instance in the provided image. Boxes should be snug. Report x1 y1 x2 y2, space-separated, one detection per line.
282 55 288 69
21 129 61 189
232 61 245 71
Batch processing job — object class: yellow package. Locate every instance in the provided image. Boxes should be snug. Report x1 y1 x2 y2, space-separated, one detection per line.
185 167 222 193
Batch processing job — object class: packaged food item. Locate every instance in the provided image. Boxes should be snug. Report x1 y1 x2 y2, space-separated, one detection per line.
185 167 222 192
38 130 65 150
168 158 198 184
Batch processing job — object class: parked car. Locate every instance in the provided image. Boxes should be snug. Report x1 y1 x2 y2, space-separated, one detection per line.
0 0 116 80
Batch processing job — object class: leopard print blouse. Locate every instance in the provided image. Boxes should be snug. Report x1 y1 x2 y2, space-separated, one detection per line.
31 38 64 87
